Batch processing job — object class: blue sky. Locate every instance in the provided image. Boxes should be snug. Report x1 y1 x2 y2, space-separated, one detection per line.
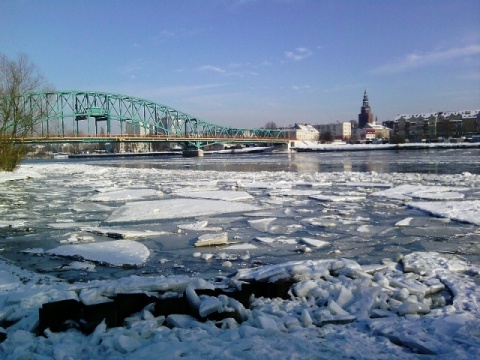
1 0 479 128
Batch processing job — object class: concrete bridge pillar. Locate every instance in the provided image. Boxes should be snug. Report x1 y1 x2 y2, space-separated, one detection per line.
182 149 204 157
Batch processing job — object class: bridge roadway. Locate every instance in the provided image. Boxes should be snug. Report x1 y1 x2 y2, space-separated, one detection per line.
15 134 292 145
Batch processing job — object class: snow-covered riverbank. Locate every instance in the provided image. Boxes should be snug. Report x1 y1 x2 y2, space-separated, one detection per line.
293 141 480 152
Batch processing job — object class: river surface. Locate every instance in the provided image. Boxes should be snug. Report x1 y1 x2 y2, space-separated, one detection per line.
2 148 479 282
41 147 480 174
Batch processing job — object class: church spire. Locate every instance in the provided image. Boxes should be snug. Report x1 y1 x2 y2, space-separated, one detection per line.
363 89 369 107
358 89 374 128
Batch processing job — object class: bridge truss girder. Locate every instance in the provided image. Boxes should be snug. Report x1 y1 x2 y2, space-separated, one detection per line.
20 91 287 147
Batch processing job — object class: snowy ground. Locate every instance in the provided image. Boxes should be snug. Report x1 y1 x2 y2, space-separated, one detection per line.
0 162 479 358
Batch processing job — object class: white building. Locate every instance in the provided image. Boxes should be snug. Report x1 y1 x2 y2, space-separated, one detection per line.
354 123 390 142
315 122 352 141
285 124 319 141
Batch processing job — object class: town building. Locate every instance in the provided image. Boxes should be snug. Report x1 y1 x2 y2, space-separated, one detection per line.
387 110 480 141
314 122 352 141
354 123 390 142
285 123 319 144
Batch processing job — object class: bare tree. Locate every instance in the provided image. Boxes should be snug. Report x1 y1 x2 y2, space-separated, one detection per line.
0 53 45 171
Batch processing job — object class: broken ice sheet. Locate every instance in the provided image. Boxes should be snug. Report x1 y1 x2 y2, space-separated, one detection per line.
173 190 253 201
90 188 163 202
46 240 150 267
309 194 366 202
104 198 260 223
407 200 480 226
372 185 468 201
83 227 170 239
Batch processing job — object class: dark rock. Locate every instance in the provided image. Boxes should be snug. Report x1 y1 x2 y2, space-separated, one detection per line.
38 299 81 334
81 301 117 334
0 329 6 343
153 295 191 317
115 293 156 321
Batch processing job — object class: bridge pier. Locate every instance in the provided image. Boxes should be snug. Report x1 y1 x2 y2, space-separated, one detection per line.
182 149 204 157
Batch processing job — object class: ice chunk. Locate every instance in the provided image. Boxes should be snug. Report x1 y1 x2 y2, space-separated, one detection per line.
268 189 323 197
224 243 257 250
407 200 480 225
174 190 253 201
177 221 208 231
402 252 467 274
198 296 223 317
298 237 329 249
114 335 141 353
248 218 276 232
406 191 465 200
238 181 291 190
395 217 413 227
327 299 350 316
194 232 228 247
46 240 150 266
372 185 467 201
84 227 169 239
91 188 163 202
395 301 430 316
309 194 366 202
256 315 279 330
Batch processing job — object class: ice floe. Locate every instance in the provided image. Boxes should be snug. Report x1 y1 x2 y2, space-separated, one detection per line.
194 232 229 247
309 194 366 202
90 188 163 202
83 227 170 239
407 200 480 226
46 240 150 266
372 184 468 201
173 190 253 201
104 198 260 223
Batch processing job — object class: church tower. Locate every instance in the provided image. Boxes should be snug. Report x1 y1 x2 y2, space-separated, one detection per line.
358 90 374 128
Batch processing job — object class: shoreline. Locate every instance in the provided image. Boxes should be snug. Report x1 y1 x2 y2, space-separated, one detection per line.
293 142 480 152
48 142 480 160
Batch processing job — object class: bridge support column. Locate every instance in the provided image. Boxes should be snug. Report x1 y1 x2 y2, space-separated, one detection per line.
182 149 204 157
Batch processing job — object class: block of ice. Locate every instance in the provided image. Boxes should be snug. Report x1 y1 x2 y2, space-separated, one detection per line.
194 232 228 247
298 237 329 248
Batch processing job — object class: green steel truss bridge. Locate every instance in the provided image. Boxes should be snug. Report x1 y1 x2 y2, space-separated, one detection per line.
15 90 290 149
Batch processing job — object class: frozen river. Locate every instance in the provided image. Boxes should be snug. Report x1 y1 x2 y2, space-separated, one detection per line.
1 148 480 359
1 148 479 282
